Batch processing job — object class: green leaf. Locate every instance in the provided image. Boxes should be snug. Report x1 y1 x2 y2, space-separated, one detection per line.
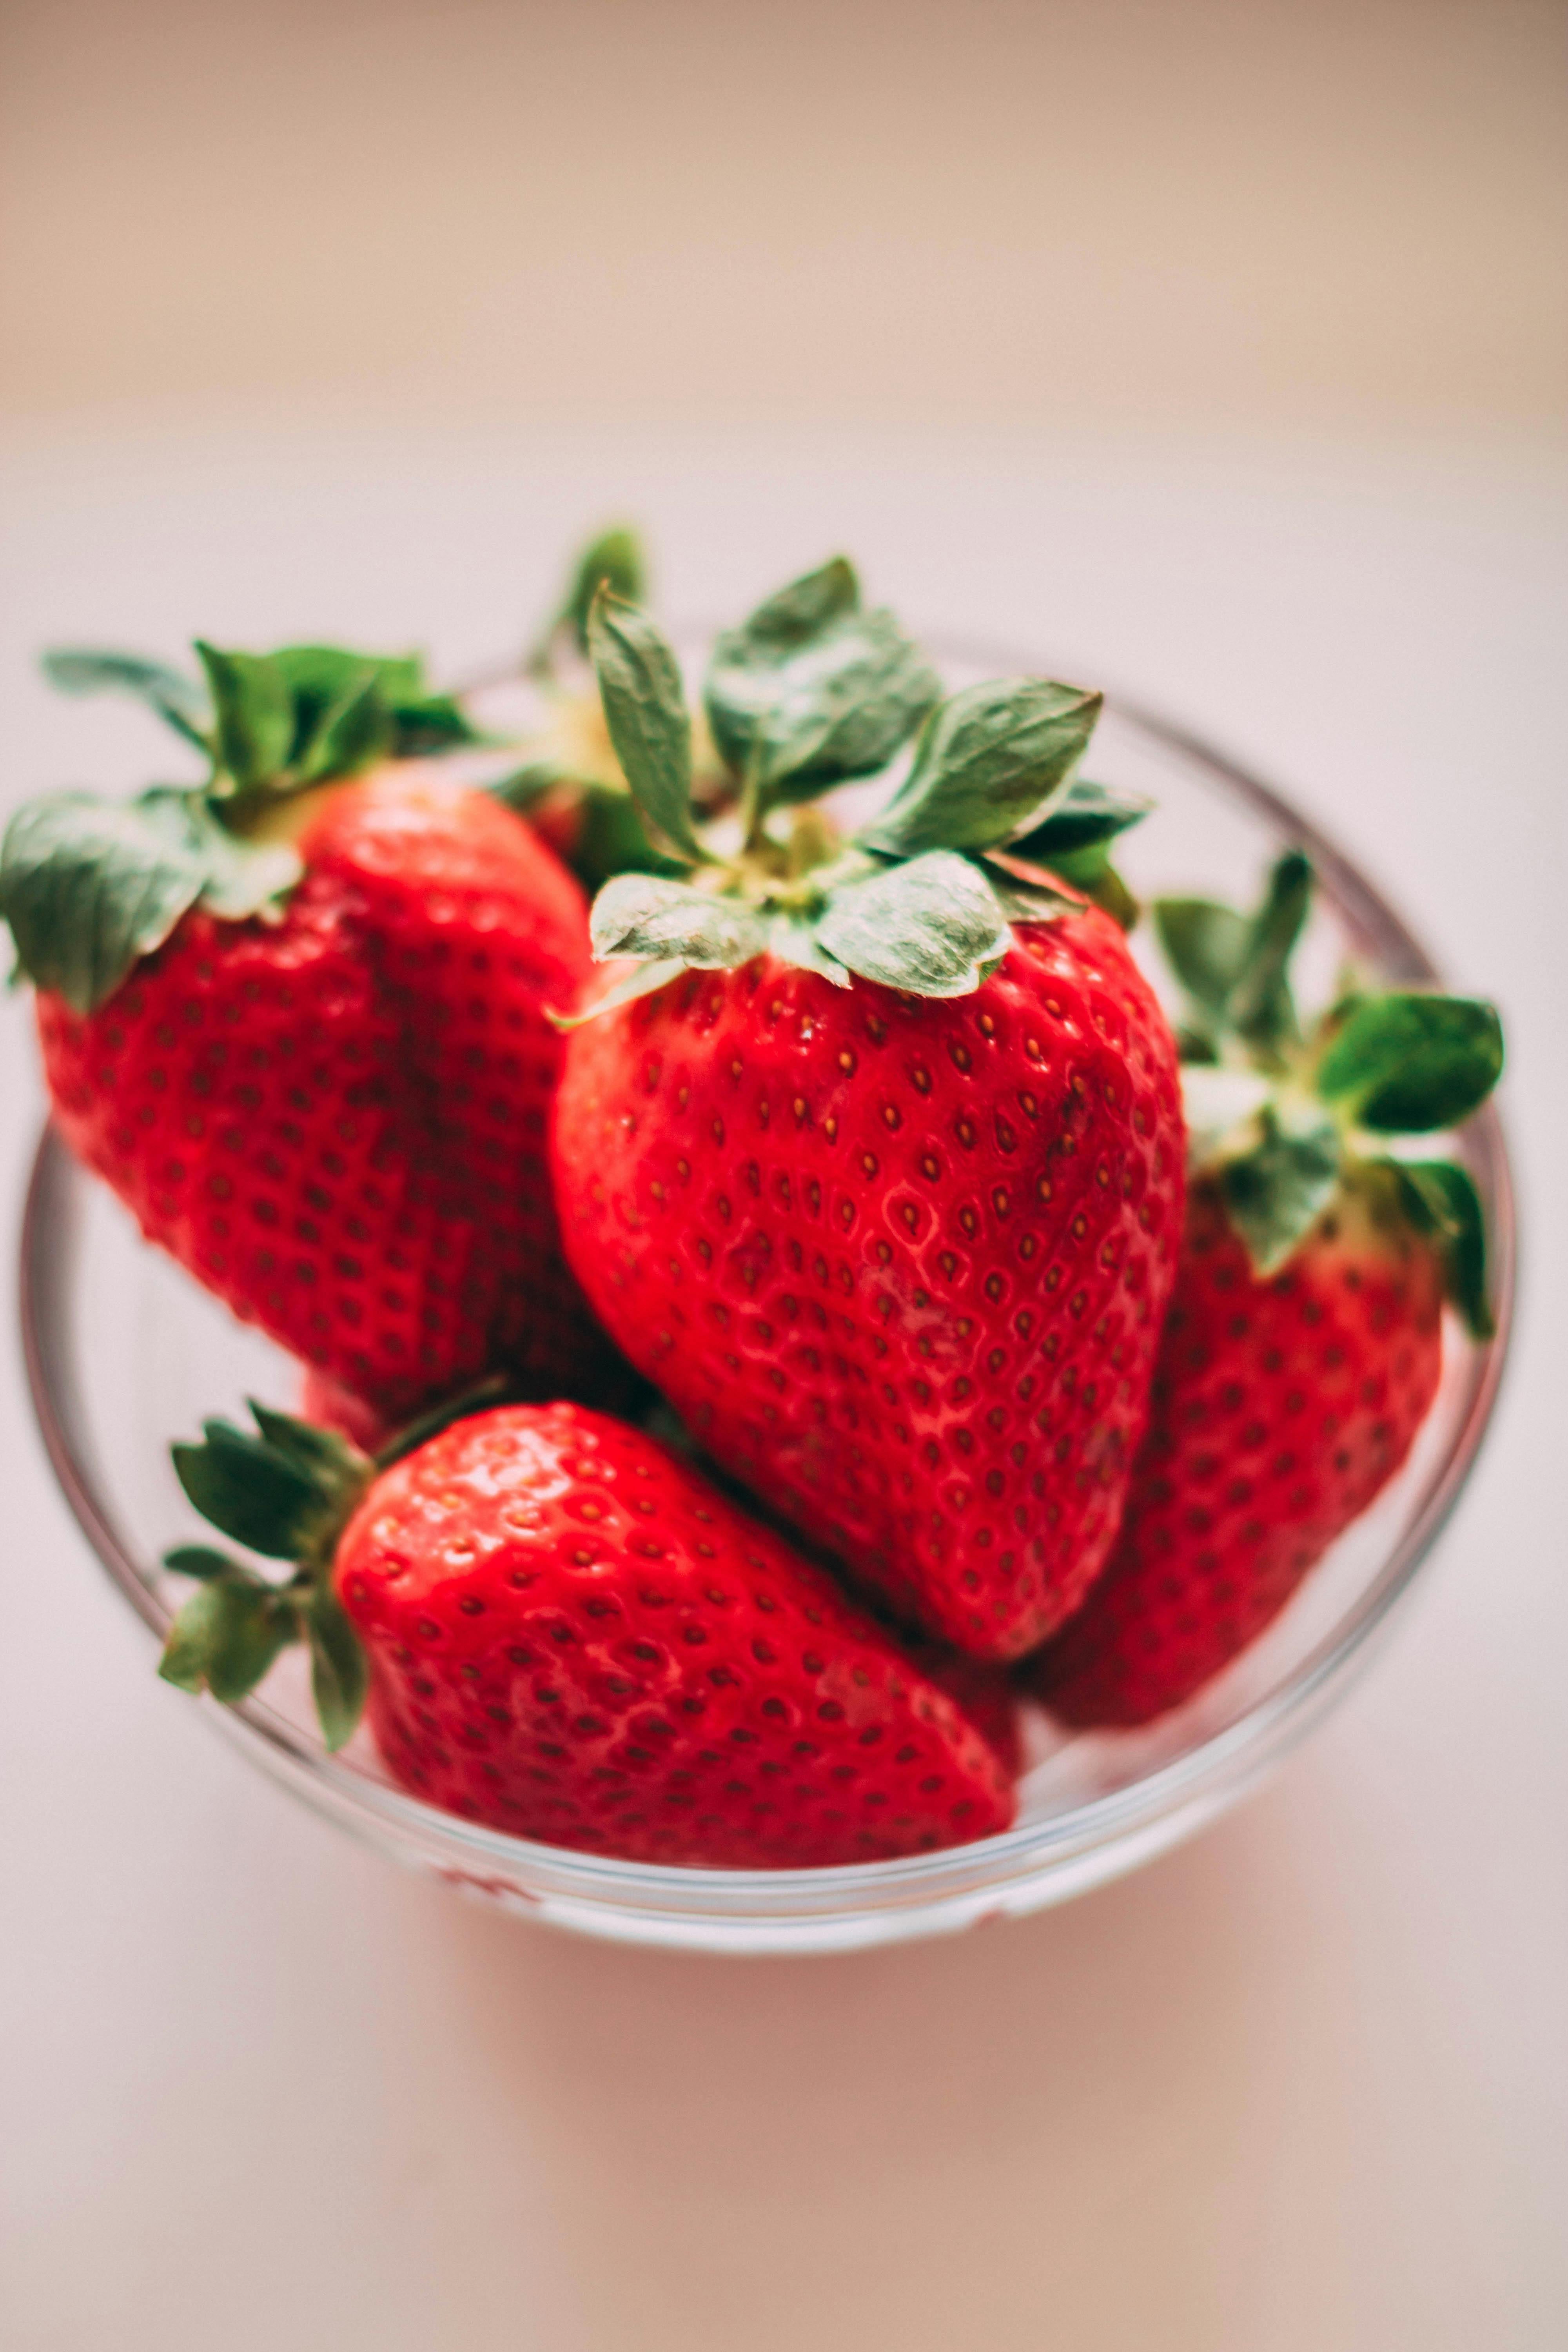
982 864 1082 924
705 579 939 799
531 525 648 670
1159 855 1311 1054
858 678 1103 858
547 955 688 1029
271 644 423 706
387 690 483 755
1154 897 1251 1014
1047 849 1138 930
136 788 302 922
1228 850 1310 1051
590 873 768 969
303 1583 369 1751
1316 993 1503 1132
729 555 860 648
0 791 209 1012
1389 1158 1494 1338
158 1575 297 1704
246 1399 371 1490
271 644 479 762
1007 775 1151 863
768 914 853 987
586 593 702 863
171 1402 368 1561
294 666 391 783
816 850 1010 997
0 784 303 1013
41 646 211 751
163 1543 249 1582
1221 1110 1344 1274
194 643 296 791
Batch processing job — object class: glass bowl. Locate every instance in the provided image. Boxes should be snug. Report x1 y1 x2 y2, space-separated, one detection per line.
18 652 1515 1954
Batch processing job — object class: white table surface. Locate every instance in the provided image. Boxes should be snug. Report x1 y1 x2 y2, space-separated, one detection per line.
2 427 1564 2350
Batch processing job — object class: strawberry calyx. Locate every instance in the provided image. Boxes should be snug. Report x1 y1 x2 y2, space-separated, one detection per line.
556 561 1135 1020
156 1377 511 1748
1161 852 1504 1332
523 521 648 681
495 523 750 891
2 636 488 1015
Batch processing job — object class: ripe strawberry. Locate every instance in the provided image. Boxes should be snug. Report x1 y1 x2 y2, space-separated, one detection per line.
2 637 615 1418
909 1640 1026 1778
158 1397 1016 1865
548 569 1185 1660
1026 855 1503 1727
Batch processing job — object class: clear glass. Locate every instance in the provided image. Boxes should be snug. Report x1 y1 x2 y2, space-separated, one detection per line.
18 650 1515 1953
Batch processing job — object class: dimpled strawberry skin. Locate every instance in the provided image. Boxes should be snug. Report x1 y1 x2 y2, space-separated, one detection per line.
552 909 1185 1661
36 772 608 1417
1028 1177 1445 1727
334 1401 1016 1865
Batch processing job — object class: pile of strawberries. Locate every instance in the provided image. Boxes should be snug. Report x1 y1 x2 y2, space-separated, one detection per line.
1 533 1504 1868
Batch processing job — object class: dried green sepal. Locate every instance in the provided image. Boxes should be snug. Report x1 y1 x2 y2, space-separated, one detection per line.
1386 1157 1494 1338
859 678 1102 859
982 862 1083 925
590 873 768 969
42 647 211 750
0 786 301 1013
1008 775 1151 863
171 1401 370 1563
549 955 691 1029
1316 993 1504 1132
195 643 297 793
529 525 648 673
1155 896 1251 1016
705 563 939 802
1227 849 1310 1051
817 851 1011 996
162 1399 382 1744
1168 853 1503 1303
727 556 860 648
1156 850 1308 1055
1047 847 1138 929
159 1573 299 1706
1220 1108 1345 1275
303 1583 370 1751
767 913 853 987
587 592 703 863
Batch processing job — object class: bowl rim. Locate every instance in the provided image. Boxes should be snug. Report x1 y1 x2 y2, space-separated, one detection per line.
17 676 1518 1924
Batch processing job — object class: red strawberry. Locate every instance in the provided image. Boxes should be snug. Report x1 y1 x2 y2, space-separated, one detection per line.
159 1397 1016 1865
910 1640 1026 1779
1026 855 1503 1727
555 926 1183 1661
544 575 1185 1661
2 630 621 1417
33 773 606 1414
1029 1175 1444 1724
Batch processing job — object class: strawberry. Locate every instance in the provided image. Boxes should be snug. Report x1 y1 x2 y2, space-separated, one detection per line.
1 636 614 1418
1027 854 1503 1726
157 1396 1017 1865
908 1640 1026 1778
548 566 1185 1660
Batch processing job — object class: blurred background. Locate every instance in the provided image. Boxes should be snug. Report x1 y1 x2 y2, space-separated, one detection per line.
3 0 1564 438
2 4 1564 2348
